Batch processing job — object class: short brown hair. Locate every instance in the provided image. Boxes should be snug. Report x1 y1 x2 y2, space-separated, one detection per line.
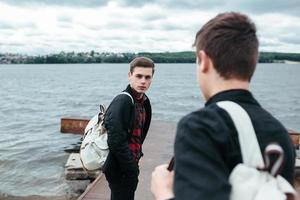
193 12 258 81
129 57 155 74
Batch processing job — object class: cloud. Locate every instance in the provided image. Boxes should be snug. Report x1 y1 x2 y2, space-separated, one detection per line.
280 35 300 45
0 1 299 54
117 0 222 9
116 0 300 16
259 38 282 47
237 0 300 16
0 0 108 7
57 15 73 23
2 0 300 16
0 21 36 30
57 16 73 29
254 13 300 50
0 22 15 30
0 42 25 47
141 11 166 21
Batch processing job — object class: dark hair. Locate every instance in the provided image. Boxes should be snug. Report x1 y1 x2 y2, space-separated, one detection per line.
193 12 258 81
129 57 155 74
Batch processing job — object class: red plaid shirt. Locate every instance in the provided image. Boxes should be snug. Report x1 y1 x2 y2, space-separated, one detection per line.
129 90 146 162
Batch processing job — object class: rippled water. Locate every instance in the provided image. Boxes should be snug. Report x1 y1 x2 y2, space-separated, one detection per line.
0 63 299 196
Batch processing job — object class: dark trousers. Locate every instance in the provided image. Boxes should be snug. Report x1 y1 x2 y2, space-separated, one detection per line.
104 170 139 200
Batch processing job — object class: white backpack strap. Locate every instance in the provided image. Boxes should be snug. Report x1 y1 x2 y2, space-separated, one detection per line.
217 101 265 169
264 143 284 177
120 91 134 105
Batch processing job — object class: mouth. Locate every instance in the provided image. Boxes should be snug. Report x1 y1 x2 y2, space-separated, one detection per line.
138 86 146 90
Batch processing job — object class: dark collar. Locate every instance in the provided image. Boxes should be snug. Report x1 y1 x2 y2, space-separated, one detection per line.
205 89 260 107
124 84 147 102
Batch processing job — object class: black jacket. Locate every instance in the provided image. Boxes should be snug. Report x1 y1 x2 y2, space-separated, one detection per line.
103 85 152 177
173 89 295 200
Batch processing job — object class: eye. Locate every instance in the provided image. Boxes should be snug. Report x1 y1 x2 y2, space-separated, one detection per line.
145 75 152 80
136 74 143 79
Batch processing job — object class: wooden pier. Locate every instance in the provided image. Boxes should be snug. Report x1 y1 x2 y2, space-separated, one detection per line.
61 117 90 134
61 119 300 199
63 120 176 200
77 173 109 200
74 121 176 200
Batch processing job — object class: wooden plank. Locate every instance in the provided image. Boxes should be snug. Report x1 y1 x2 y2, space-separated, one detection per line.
288 129 300 135
61 118 90 134
288 129 300 149
78 173 109 200
65 153 100 180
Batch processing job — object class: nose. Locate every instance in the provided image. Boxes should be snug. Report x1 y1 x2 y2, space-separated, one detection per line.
141 77 146 84
141 80 146 85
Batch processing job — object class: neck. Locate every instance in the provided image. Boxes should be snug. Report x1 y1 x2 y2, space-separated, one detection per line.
136 93 143 99
208 78 249 100
131 87 144 99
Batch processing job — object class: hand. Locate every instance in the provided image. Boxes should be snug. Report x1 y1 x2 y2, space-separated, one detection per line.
151 164 175 200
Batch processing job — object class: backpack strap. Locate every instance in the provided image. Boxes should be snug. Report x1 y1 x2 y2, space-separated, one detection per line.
120 91 135 138
217 101 265 169
120 91 134 105
264 143 284 176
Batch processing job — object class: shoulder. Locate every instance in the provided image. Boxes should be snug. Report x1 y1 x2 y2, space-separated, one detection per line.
144 94 151 107
178 104 229 131
110 93 133 106
177 104 233 143
105 93 134 116
144 94 150 102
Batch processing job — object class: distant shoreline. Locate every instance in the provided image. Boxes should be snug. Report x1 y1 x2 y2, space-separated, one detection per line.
1 51 300 64
282 60 300 64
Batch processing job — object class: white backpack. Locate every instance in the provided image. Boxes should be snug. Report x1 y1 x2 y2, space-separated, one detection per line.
80 92 134 171
217 101 299 200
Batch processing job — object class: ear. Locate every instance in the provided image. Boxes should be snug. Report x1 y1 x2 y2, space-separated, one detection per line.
198 50 210 73
128 71 132 78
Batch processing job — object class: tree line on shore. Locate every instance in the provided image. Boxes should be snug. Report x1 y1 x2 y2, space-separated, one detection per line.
1 51 300 64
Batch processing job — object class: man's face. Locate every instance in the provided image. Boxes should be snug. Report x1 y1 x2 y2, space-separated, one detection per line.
128 67 153 94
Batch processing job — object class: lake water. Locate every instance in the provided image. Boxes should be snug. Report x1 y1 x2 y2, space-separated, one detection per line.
0 63 300 197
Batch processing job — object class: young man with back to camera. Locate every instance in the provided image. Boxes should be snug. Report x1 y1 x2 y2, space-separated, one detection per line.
103 57 154 200
151 12 295 200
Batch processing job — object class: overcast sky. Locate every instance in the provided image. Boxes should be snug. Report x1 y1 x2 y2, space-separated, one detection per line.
0 0 299 55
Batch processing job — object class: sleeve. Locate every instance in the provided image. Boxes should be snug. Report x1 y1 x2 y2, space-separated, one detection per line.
104 95 138 176
173 111 231 200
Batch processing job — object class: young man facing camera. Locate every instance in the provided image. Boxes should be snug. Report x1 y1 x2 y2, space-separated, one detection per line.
151 12 295 200
103 57 154 200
